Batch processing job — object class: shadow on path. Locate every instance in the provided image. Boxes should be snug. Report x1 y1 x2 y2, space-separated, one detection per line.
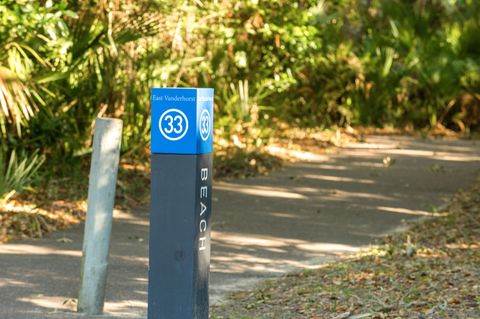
0 135 479 318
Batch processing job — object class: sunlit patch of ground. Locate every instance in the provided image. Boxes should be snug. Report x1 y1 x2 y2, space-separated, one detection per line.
1 126 476 247
0 199 85 243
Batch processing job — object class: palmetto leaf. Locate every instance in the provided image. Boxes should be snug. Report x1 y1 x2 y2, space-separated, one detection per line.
0 149 44 201
0 66 40 136
112 14 164 44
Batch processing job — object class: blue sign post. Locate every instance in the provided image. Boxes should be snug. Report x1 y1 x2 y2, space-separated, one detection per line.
149 88 213 319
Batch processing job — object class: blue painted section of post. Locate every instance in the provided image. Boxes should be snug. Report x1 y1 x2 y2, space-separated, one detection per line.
150 88 213 155
149 88 213 319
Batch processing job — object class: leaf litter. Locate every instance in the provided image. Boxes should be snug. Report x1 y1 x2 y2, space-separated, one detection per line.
211 176 480 319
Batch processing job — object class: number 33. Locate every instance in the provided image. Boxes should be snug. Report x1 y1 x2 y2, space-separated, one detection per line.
163 115 183 134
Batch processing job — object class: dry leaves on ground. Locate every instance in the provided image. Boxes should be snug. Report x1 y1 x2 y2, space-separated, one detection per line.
211 177 480 319
0 199 85 243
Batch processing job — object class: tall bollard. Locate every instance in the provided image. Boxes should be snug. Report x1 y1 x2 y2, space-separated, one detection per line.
78 117 123 315
149 88 214 319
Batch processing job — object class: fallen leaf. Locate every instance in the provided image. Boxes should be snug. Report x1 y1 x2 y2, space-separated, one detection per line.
383 156 395 167
57 237 72 243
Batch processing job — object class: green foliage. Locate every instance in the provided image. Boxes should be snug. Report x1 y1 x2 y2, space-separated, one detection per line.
0 149 44 201
0 0 71 136
0 0 479 192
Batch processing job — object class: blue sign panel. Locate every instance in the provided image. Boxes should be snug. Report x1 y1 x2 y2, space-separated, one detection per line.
151 88 214 154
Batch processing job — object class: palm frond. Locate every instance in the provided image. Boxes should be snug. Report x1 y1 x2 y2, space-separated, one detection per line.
0 66 40 136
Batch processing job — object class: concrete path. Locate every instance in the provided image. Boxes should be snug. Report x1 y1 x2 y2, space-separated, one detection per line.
0 135 479 318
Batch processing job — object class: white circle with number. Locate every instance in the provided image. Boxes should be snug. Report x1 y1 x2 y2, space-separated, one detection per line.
159 109 189 141
199 109 211 141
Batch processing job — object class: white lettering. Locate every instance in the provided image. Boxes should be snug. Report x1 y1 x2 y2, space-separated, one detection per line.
164 95 196 102
200 202 207 216
199 237 207 251
198 166 209 252
200 186 207 198
201 168 208 181
199 219 207 232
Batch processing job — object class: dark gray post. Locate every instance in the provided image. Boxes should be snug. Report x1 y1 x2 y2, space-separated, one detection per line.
148 88 214 319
